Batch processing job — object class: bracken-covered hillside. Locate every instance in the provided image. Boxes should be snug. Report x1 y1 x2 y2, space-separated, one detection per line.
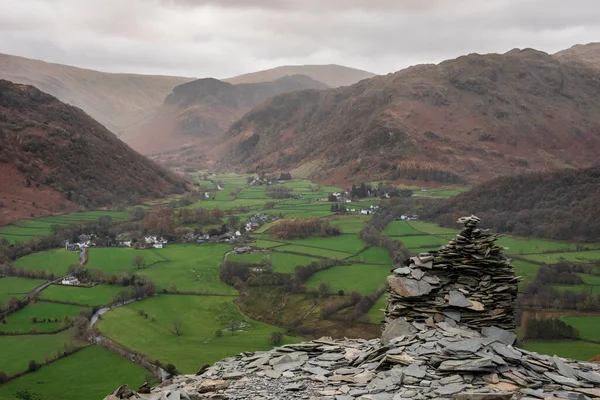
0 80 185 223
222 49 600 186
423 165 600 241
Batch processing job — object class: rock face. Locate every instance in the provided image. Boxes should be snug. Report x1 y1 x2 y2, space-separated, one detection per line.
385 215 519 330
105 217 600 400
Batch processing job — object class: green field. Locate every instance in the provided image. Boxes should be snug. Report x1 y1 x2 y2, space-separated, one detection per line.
13 249 80 276
0 345 149 400
278 235 366 254
329 216 369 234
277 245 350 259
349 246 392 265
142 244 236 294
97 295 299 373
521 340 600 361
0 302 86 333
396 235 448 251
251 239 287 249
512 260 542 289
305 264 389 295
0 277 47 304
0 330 74 375
367 294 388 324
0 211 130 244
560 316 600 342
40 284 126 306
522 250 600 264
86 247 166 275
383 221 422 236
226 251 317 274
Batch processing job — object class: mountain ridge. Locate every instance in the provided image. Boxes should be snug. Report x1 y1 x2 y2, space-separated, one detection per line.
217 48 600 186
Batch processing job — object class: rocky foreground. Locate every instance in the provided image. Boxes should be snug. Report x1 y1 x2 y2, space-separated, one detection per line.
106 320 600 400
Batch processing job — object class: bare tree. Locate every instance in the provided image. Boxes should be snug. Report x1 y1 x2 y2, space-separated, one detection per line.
171 318 183 336
227 320 240 336
132 255 147 270
318 282 331 298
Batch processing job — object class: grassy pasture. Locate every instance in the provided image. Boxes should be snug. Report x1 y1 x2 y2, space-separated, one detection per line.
143 244 236 294
0 345 149 400
329 216 369 233
0 302 86 333
251 239 287 249
13 249 80 275
277 245 350 259
367 294 388 324
40 284 126 306
96 295 299 373
278 235 366 254
86 248 165 275
305 264 390 295
0 330 75 375
349 246 392 265
397 235 448 251
407 221 457 235
226 252 268 264
521 250 600 264
512 260 542 289
560 316 600 342
383 221 423 236
521 340 600 361
0 277 47 304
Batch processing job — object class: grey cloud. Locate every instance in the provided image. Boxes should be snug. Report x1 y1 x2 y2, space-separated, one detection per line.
0 0 599 78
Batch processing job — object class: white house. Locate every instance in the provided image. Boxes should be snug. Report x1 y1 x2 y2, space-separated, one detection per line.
153 242 163 249
360 209 371 215
61 275 80 286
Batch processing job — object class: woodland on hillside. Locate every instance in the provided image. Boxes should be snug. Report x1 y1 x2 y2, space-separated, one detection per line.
423 165 600 241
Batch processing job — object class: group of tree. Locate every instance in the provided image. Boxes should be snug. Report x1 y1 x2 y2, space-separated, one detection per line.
270 218 340 240
266 186 294 199
176 207 224 226
522 315 580 340
423 165 600 241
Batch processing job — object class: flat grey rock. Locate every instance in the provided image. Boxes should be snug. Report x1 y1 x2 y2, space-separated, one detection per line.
404 363 426 378
449 291 473 308
438 358 496 372
435 383 466 396
381 319 418 345
444 339 482 354
481 326 516 345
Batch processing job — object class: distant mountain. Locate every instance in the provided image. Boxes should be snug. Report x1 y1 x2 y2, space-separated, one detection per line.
0 53 193 133
0 80 185 224
220 49 600 186
554 42 600 70
121 75 329 159
223 64 376 88
422 165 600 242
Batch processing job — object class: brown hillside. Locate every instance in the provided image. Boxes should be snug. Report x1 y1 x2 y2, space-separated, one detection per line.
223 64 375 87
122 75 328 158
555 42 600 70
0 80 185 224
0 53 193 133
221 49 600 186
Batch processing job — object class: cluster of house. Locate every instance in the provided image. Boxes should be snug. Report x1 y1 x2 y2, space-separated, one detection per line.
399 214 419 220
65 234 96 251
61 275 80 285
144 236 168 249
245 213 273 232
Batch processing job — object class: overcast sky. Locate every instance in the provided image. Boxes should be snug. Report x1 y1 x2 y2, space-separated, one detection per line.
1 0 599 78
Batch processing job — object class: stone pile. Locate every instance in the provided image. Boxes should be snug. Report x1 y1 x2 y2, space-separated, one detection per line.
105 322 600 400
385 215 519 330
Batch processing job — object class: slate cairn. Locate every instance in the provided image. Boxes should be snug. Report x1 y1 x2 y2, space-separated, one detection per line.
105 217 600 400
385 215 519 330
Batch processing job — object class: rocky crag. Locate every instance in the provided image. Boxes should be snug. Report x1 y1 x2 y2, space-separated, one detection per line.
105 217 600 400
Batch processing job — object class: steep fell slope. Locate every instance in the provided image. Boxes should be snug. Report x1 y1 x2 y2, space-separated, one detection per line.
0 53 193 133
222 49 600 185
423 165 600 242
0 80 185 224
555 42 600 70
122 75 328 158
223 64 375 87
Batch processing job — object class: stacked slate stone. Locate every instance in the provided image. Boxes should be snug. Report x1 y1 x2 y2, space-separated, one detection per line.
385 215 519 331
104 323 600 400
